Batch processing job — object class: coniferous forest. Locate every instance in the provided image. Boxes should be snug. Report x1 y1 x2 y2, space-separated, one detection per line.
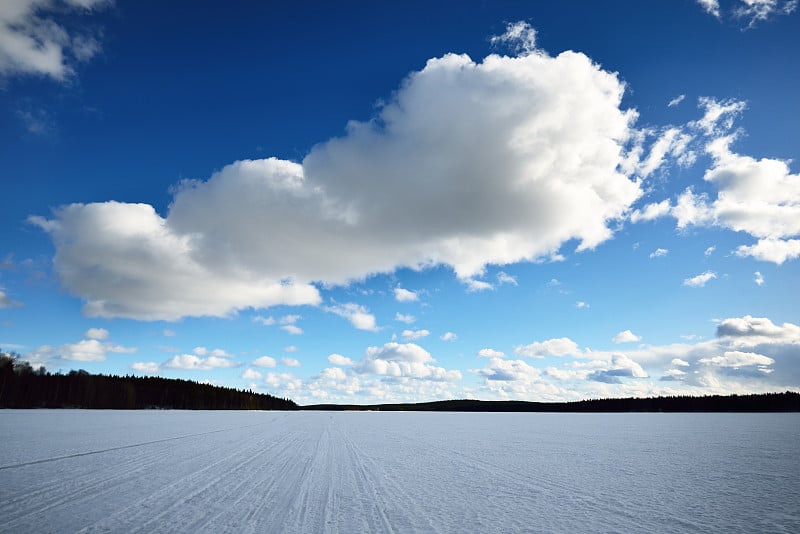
2 351 798 411
0 351 297 410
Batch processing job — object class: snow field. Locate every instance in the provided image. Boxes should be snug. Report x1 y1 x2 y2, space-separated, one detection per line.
1 410 798 532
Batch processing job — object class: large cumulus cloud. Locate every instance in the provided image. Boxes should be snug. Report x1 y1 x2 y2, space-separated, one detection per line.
32 28 642 320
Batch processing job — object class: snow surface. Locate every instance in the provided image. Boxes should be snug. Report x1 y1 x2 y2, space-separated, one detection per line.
1 410 798 533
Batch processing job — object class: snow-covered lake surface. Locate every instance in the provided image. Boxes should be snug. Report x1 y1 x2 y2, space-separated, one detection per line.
1 410 798 533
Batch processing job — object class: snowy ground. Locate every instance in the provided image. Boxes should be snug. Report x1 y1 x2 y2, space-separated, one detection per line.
1 410 798 533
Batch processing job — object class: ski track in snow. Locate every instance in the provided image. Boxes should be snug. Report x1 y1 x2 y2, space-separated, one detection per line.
1 411 798 533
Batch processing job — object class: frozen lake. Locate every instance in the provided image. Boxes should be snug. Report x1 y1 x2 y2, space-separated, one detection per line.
1 410 798 533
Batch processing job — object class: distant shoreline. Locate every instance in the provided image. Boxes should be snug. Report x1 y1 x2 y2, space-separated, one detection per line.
302 392 800 413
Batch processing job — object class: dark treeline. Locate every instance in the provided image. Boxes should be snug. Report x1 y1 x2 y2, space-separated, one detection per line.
0 352 296 410
304 392 800 412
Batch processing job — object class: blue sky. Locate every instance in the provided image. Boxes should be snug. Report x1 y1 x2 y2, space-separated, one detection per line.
1 0 798 404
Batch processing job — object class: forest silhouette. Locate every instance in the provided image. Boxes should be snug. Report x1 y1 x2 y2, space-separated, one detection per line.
2 350 797 411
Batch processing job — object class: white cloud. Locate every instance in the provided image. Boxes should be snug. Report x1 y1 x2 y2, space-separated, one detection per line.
636 128 694 178
163 354 239 370
264 372 303 392
284 345 298 353
163 329 176 337
649 248 668 259
668 94 686 107
497 271 518 286
734 0 797 27
586 354 649 383
477 357 542 382
84 327 109 340
27 337 136 364
0 0 109 81
192 347 233 358
395 312 415 324
280 324 303 335
576 301 590 309
253 315 276 326
325 303 378 331
671 358 691 367
251 356 277 368
241 368 262 380
715 315 800 342
440 332 457 342
683 271 717 287
29 201 322 321
613 330 641 343
33 31 642 320
401 329 430 341
754 271 765 286
705 245 716 257
131 362 160 374
327 353 354 366
735 239 800 264
489 21 538 55
281 357 301 367
696 0 721 17
355 342 461 382
661 368 688 380
630 200 672 223
515 337 581 358
394 287 419 302
699 350 775 368
465 278 493 292
478 348 505 358
279 314 301 325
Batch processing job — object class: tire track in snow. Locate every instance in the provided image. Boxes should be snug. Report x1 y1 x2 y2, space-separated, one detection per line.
0 421 272 471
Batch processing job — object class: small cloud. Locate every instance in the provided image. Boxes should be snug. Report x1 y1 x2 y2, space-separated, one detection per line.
649 248 669 259
612 330 641 343
281 324 303 335
441 332 457 342
394 287 419 302
515 337 581 358
281 357 301 367
478 348 505 358
284 345 298 353
193 347 233 358
279 315 301 325
401 329 430 341
131 362 160 374
497 271 518 286
325 303 379 331
328 353 354 366
671 358 691 367
683 271 717 287
253 315 276 326
576 301 589 309
754 271 765 286
252 356 277 368
734 0 797 28
668 94 686 107
163 354 238 370
84 328 109 340
546 278 561 287
704 246 716 257
395 312 416 324
163 329 176 337
490 21 538 55
696 0 720 18
465 278 493 292
242 368 262 380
